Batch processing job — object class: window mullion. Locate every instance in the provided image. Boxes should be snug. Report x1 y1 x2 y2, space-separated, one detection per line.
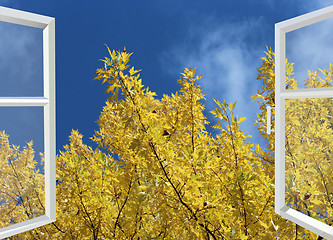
0 97 49 106
281 89 333 99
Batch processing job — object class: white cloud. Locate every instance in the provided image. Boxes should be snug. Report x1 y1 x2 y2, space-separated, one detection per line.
160 2 333 146
0 7 44 158
286 2 333 87
160 17 268 145
261 0 333 12
298 1 333 11
0 20 43 96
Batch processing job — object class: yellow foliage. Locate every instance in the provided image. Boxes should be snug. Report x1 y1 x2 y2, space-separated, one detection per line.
1 46 332 239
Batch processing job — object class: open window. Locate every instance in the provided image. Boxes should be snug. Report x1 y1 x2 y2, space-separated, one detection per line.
0 6 55 238
275 5 333 239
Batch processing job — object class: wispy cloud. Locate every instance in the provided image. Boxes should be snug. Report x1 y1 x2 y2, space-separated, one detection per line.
160 16 269 145
0 21 43 96
286 3 333 85
160 2 333 145
296 0 333 12
0 10 44 158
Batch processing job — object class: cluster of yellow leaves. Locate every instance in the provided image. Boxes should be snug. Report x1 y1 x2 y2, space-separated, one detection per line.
253 47 333 239
0 131 45 239
284 69 333 230
81 47 279 239
1 46 332 239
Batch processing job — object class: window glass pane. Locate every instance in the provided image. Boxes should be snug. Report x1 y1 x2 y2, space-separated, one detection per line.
285 98 333 226
0 107 45 228
285 18 333 90
0 21 43 97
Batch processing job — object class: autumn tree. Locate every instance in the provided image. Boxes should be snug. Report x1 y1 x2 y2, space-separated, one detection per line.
1 46 332 239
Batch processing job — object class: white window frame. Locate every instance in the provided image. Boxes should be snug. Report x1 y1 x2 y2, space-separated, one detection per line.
0 6 55 239
275 5 333 239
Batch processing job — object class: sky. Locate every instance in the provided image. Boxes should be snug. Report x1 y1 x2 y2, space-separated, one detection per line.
1 0 333 166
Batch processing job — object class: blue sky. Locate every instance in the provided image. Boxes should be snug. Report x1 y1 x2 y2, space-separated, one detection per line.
1 0 333 163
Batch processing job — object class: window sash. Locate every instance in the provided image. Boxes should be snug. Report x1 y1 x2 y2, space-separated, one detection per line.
275 5 333 239
0 6 55 239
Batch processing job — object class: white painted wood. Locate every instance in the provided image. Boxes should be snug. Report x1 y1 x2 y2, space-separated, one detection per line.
0 6 56 238
267 105 272 134
0 216 54 239
280 207 333 240
0 6 53 29
281 87 333 99
43 19 56 221
276 5 333 34
275 4 333 238
275 22 285 214
0 97 49 106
